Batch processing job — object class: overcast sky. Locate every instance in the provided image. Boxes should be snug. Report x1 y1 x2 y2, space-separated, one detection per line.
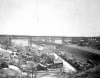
0 0 100 37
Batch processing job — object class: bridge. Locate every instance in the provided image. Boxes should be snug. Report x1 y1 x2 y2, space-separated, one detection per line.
0 35 100 47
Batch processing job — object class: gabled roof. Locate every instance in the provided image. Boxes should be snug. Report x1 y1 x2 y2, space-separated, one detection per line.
49 52 77 73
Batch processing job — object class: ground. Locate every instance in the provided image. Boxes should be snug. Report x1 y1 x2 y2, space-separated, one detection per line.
60 44 100 62
0 43 100 78
66 44 100 55
35 69 69 78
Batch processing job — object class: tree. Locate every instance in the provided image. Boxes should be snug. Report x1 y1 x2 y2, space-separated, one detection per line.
40 53 54 64
0 36 12 50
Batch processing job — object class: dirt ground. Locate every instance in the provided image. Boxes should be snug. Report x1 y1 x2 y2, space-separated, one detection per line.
36 69 69 78
66 44 100 55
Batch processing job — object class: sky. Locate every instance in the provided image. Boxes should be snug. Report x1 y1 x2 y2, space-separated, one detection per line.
0 0 100 37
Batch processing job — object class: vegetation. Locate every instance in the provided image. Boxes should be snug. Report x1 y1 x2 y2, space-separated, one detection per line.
70 65 100 78
0 36 100 78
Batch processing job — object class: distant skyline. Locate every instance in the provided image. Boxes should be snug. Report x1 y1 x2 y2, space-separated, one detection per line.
0 0 100 37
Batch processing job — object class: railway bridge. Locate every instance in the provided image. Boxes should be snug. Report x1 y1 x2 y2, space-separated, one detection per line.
0 35 100 47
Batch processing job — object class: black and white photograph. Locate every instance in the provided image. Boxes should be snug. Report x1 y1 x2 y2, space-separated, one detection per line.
0 0 100 78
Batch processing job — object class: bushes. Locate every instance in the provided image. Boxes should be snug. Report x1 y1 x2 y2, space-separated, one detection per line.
89 43 100 50
70 65 100 78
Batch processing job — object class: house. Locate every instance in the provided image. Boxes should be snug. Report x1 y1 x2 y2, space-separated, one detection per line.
49 52 77 73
